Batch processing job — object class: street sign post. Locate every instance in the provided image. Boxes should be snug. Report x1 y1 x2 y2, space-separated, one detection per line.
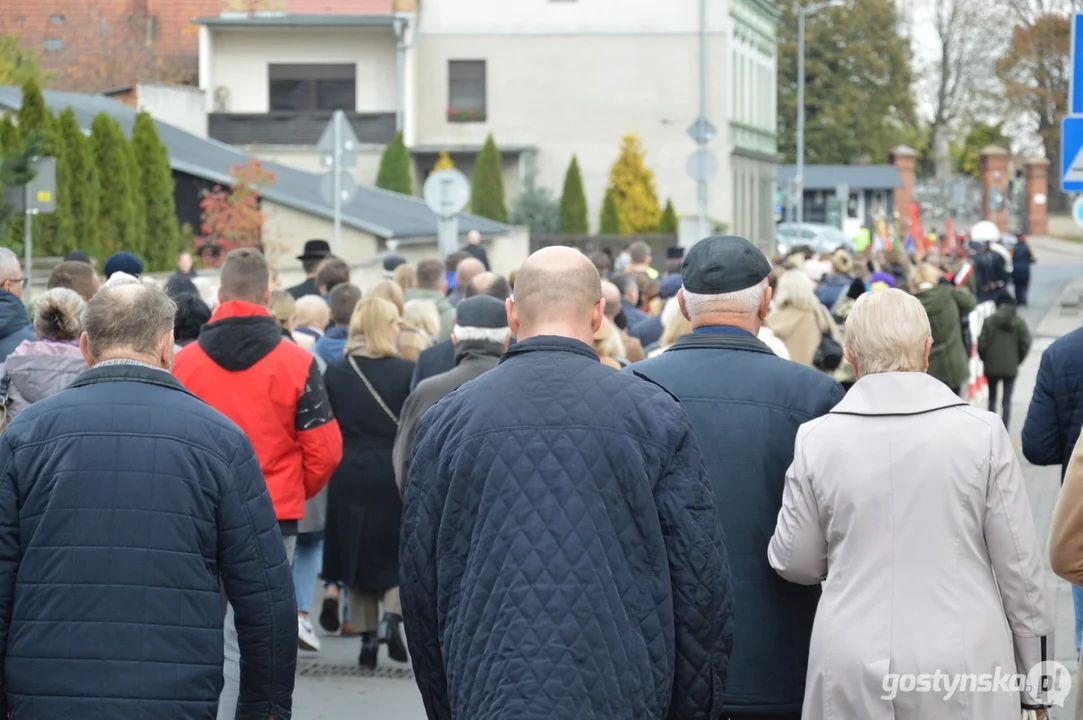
423 169 471 258
317 111 360 254
1073 196 1083 228
686 117 718 146
1063 116 1083 193
1072 14 1083 115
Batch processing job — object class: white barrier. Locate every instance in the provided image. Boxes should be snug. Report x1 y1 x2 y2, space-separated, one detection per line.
966 300 996 406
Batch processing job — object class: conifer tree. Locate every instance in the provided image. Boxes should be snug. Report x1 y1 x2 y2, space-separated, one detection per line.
131 111 177 270
470 134 506 223
559 156 588 235
375 132 413 195
605 134 661 234
91 113 138 257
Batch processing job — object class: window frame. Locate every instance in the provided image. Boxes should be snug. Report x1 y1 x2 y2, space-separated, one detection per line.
448 60 487 122
268 63 356 112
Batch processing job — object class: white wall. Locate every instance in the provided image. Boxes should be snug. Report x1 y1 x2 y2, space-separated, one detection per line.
419 0 714 34
210 27 399 114
262 201 380 271
248 146 384 187
137 83 208 138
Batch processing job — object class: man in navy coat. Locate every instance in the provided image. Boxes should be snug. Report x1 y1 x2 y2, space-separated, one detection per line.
633 236 844 720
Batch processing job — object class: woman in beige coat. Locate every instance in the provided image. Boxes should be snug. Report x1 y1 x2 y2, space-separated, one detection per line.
769 288 1054 720
765 268 841 369
1049 435 1083 719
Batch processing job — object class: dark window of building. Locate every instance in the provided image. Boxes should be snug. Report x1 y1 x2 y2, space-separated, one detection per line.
268 64 356 112
49 14 65 23
43 38 63 52
448 60 486 114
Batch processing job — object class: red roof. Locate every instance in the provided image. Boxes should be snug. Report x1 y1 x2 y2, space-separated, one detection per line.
286 0 393 12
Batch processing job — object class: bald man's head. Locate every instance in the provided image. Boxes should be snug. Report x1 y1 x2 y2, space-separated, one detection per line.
455 257 486 289
600 281 622 320
508 247 603 343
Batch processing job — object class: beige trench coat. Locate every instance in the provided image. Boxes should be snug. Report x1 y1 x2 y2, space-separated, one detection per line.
769 372 1053 720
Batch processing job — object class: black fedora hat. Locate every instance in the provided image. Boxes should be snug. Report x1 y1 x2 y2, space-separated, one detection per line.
297 239 332 261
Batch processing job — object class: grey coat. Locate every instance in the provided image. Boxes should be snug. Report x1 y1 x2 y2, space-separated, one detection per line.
393 341 502 497
2 340 87 421
769 372 1053 720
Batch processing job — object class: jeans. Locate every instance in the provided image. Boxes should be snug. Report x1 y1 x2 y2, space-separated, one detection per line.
987 375 1016 430
218 534 296 720
1074 584 1083 653
292 532 323 615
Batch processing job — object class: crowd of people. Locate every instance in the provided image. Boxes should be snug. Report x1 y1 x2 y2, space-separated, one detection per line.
0 221 1065 719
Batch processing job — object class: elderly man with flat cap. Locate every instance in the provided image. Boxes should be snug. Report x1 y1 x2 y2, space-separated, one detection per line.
401 246 733 720
631 236 844 720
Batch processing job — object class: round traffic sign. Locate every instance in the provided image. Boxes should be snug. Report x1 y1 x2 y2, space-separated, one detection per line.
423 169 471 219
686 150 718 182
319 170 356 205
1073 197 1083 229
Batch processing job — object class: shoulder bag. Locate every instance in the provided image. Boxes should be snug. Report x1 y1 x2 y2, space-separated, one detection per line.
348 355 399 427
812 307 844 372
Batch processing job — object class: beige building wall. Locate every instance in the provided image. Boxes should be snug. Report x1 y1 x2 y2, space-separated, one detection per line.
246 146 384 187
209 28 398 114
413 1 732 233
262 201 380 272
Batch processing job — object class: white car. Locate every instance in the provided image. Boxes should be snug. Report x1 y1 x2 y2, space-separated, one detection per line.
776 223 852 257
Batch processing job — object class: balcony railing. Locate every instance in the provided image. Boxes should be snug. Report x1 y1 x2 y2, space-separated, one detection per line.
208 111 397 146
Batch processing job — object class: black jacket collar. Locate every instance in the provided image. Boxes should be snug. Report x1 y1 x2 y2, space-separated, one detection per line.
666 331 777 356
68 363 198 399
454 339 505 366
499 335 598 364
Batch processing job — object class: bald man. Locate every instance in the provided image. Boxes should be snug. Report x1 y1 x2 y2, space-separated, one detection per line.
401 246 733 720
448 256 486 308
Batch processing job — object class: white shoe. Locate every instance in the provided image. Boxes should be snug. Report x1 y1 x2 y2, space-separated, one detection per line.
299 614 321 652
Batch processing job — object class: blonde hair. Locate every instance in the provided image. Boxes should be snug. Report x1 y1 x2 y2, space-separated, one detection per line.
909 263 943 293
402 299 440 338
774 269 819 311
660 309 693 349
845 288 931 375
593 317 625 360
34 287 85 341
832 251 853 275
268 290 296 332
369 280 405 315
393 264 417 292
346 297 400 357
294 295 330 330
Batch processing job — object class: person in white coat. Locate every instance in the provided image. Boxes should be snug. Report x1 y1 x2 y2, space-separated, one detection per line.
768 288 1056 720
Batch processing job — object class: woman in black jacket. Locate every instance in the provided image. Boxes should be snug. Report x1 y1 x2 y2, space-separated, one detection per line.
322 297 415 669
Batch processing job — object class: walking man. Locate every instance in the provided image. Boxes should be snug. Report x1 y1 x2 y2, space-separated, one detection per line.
0 279 296 719
401 246 733 719
633 236 844 720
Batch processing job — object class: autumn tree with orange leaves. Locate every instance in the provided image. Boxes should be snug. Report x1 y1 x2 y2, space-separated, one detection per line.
198 160 277 265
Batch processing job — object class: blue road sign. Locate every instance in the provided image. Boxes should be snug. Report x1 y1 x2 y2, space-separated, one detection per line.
1073 14 1083 114
1063 116 1083 193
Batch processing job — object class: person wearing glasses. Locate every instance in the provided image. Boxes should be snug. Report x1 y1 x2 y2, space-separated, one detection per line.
0 248 34 364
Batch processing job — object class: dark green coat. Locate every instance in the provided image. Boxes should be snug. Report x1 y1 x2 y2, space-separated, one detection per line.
917 283 976 389
978 304 1032 378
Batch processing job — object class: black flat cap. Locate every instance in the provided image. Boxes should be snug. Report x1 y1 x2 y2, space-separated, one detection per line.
456 295 508 328
682 236 771 294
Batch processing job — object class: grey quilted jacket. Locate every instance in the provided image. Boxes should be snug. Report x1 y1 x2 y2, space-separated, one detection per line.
401 335 734 719
1 339 87 421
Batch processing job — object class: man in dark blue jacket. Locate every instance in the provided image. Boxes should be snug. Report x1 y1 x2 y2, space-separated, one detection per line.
0 248 35 364
633 236 844 720
0 280 297 720
1022 325 1083 657
401 246 734 719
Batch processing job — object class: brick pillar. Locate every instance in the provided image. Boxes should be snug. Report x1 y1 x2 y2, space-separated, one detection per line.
890 145 916 238
980 146 1010 232
1024 157 1050 236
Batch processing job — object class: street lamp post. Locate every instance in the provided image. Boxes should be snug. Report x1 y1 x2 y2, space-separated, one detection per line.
796 0 844 225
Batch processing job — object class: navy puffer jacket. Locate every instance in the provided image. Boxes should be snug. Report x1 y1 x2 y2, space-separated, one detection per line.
401 336 734 720
1023 326 1083 480
0 363 297 719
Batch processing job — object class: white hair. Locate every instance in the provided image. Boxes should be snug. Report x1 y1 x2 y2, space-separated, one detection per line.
774 270 819 311
453 324 510 344
682 278 768 317
845 288 931 375
0 248 20 283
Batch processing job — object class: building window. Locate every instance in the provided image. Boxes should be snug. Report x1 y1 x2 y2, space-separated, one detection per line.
268 64 356 112
43 38 63 52
49 13 65 23
448 60 486 122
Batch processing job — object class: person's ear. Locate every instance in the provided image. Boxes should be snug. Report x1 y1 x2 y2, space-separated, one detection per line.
590 299 605 334
79 332 95 367
159 331 176 370
759 286 773 321
843 347 857 378
450 333 458 345
922 336 933 371
678 288 691 321
505 298 521 335
217 287 225 304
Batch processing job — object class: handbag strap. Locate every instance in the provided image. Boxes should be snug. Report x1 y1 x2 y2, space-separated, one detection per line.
347 355 399 426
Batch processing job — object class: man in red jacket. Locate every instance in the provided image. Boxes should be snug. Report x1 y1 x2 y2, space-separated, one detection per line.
174 247 342 719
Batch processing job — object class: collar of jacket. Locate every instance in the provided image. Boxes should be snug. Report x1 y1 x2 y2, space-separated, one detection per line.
830 371 968 417
68 362 198 399
454 339 504 366
666 330 776 356
198 300 282 371
499 335 599 364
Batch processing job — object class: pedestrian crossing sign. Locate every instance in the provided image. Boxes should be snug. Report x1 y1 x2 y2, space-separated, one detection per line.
1062 116 1083 193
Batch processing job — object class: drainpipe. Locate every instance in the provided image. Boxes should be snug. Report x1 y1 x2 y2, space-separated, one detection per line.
394 16 409 134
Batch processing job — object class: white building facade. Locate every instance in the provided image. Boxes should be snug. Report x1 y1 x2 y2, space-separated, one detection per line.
196 0 780 249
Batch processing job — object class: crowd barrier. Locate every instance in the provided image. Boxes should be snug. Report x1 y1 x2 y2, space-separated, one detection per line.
966 300 996 406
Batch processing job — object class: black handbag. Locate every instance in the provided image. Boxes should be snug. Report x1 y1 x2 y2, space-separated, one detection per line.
812 309 844 372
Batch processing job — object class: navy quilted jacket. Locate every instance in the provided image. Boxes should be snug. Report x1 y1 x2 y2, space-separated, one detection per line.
0 363 297 720
1023 326 1083 480
401 336 734 720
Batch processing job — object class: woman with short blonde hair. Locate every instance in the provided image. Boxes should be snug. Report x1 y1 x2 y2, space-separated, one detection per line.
398 299 439 362
769 288 1053 720
322 295 415 670
393 264 416 293
369 280 405 316
292 295 330 351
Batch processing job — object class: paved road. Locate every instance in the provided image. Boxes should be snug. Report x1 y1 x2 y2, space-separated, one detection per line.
292 238 1083 718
